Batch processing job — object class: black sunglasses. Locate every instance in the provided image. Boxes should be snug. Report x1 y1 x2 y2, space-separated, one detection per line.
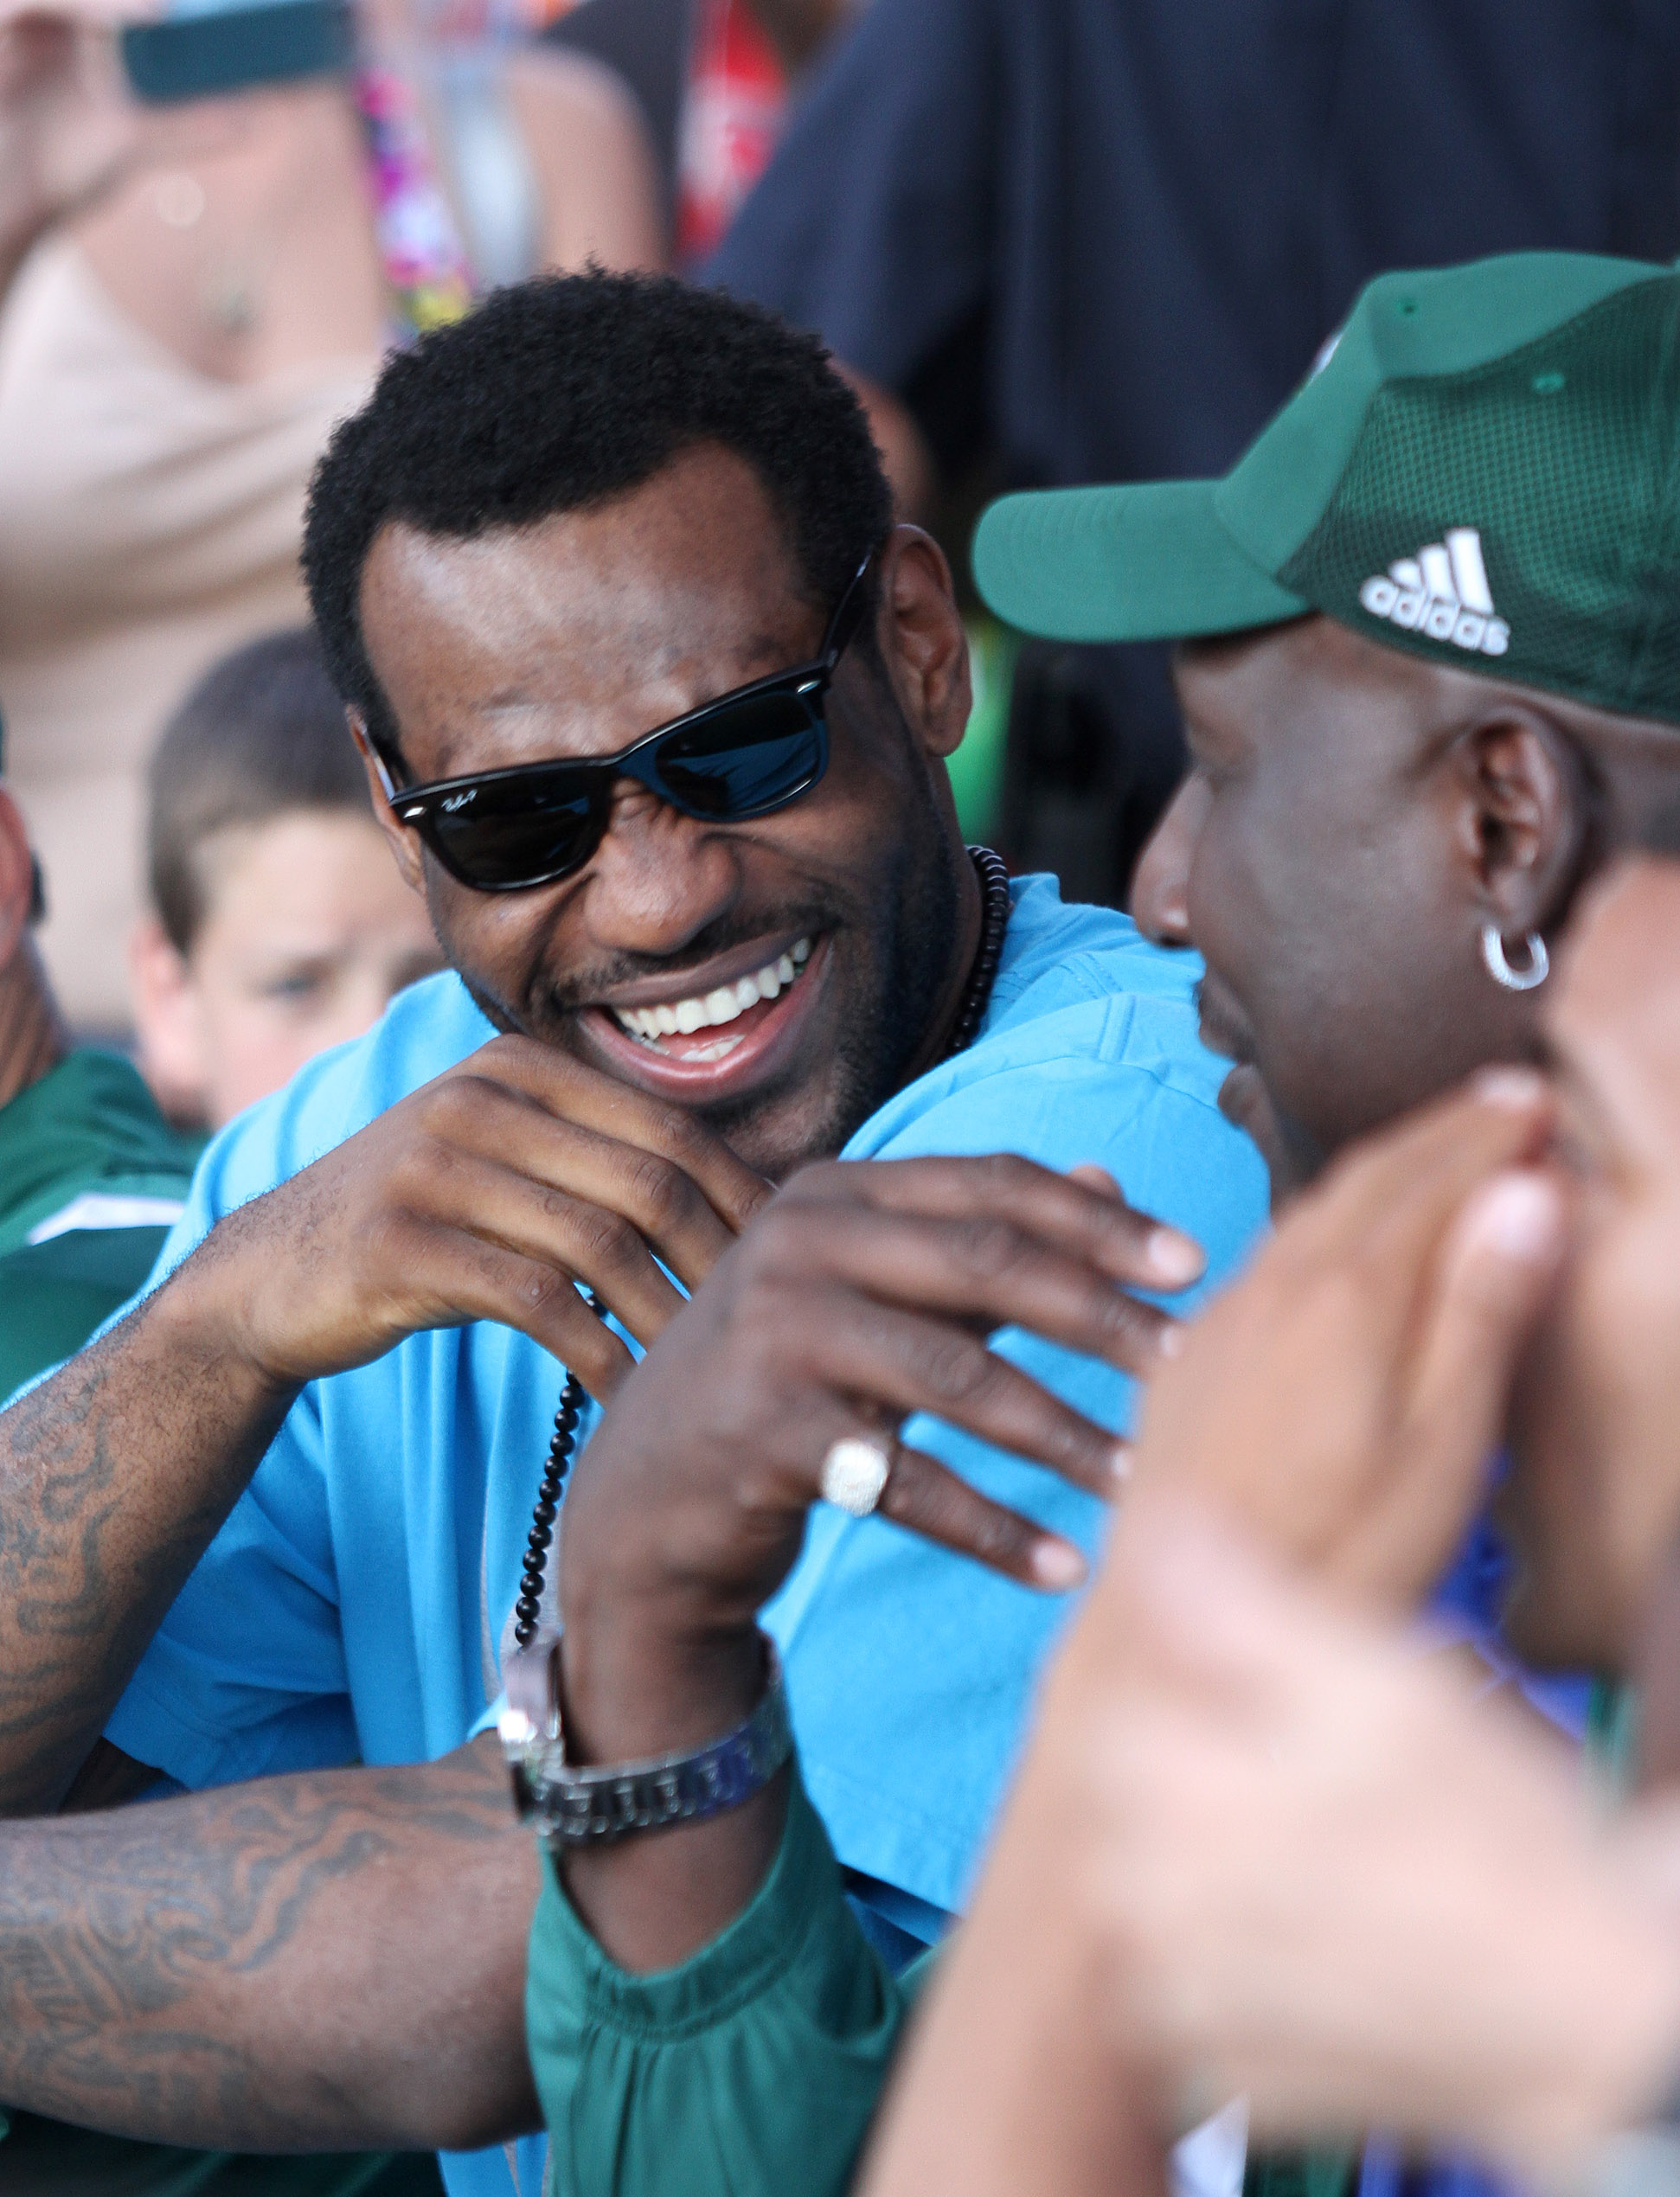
376 554 875 893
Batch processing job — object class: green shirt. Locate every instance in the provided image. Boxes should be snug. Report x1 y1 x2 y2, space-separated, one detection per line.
528 1769 924 2197
526 1765 1358 2197
0 1049 199 1399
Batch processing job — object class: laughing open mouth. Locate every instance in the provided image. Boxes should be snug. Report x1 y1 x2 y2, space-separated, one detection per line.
608 938 814 1065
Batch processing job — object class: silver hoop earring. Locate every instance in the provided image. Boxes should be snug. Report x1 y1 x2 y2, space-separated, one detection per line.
1480 923 1549 992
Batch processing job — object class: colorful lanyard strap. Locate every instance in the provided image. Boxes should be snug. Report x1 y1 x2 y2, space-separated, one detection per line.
356 59 476 337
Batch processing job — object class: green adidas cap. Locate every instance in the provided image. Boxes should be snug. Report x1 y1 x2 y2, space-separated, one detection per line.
973 253 1680 724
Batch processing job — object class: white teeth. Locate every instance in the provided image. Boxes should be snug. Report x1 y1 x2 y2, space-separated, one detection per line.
611 938 818 1047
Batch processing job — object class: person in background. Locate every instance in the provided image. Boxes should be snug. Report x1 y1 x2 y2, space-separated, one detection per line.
0 0 663 1036
0 711 446 2194
706 0 1680 905
545 0 854 263
130 627 444 1130
0 725 196 1397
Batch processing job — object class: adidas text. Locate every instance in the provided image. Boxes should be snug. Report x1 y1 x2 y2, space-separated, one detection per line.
1357 527 1510 657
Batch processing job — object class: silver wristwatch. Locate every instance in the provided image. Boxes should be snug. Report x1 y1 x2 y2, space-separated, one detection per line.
498 1634 792 1848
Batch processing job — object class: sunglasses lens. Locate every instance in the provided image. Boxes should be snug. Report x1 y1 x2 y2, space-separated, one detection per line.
427 778 600 888
654 694 825 817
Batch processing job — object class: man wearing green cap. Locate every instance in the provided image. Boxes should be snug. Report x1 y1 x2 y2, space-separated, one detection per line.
498 250 1680 2197
977 247 1680 1199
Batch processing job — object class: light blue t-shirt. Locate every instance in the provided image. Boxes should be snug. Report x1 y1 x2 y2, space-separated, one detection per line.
103 874 1270 2197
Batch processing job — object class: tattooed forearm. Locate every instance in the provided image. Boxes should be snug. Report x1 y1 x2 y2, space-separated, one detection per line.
0 1263 298 1815
0 1735 541 2151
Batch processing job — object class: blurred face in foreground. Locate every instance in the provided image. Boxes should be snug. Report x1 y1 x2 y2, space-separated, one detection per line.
1500 858 1680 1670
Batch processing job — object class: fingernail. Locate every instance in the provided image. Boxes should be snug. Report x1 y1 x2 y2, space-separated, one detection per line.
1031 1538 1088 1591
1145 1227 1205 1286
1110 1444 1133 1484
1472 1066 1547 1109
1157 1322 1185 1359
1471 1172 1562 1260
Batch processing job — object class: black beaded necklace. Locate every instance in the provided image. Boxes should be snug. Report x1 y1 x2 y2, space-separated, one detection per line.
510 845 1013 1650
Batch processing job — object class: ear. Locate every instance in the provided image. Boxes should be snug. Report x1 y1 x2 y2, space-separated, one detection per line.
872 524 973 760
348 709 427 894
1449 709 1589 939
0 791 33 972
127 916 209 1123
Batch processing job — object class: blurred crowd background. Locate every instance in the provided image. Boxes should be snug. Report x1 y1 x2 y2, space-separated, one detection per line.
2 0 1678 1129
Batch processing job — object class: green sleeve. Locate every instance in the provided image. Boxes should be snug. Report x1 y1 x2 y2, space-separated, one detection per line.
526 1764 932 2197
0 1224 173 1399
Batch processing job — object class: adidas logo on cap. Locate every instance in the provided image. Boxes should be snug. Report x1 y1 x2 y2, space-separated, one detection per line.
1357 528 1510 657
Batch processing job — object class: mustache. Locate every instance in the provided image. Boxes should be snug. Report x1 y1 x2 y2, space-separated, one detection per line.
544 897 850 1013
1194 975 1258 1065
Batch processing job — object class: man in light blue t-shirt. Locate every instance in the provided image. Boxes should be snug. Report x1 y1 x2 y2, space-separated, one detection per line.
0 272 1266 2197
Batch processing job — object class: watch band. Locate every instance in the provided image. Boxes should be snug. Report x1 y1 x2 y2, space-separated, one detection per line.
498 1636 792 1847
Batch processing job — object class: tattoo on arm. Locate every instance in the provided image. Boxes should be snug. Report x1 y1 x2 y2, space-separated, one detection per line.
0 1736 541 2152
0 1287 296 1816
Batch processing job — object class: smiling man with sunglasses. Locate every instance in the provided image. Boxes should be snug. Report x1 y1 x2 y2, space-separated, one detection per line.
0 272 1265 2197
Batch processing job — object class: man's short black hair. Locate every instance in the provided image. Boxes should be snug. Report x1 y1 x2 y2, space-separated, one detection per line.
302 270 895 765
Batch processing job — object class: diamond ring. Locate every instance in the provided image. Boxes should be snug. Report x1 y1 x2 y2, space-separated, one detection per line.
819 1435 894 1519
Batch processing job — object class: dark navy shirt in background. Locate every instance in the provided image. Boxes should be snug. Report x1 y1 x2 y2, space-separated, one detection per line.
707 0 1680 900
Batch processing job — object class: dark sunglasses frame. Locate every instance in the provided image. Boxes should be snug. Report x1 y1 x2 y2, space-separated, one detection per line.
375 553 876 893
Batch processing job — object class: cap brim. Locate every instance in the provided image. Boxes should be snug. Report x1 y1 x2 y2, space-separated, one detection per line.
972 480 1310 643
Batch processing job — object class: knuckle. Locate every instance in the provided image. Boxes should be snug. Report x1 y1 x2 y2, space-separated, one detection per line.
567 1206 640 1276
915 1331 1000 1406
972 1151 1036 1198
1097 1288 1164 1344
654 1106 713 1172
624 1150 696 1231
421 1074 494 1136
954 1216 1035 1277
389 1130 461 1205
781 1157 850 1205
740 1201 810 1276
960 1496 1031 1572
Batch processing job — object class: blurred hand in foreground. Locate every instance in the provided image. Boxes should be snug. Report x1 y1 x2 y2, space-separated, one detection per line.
1079 1502 1680 2182
1505 855 1680 1673
1125 1072 1567 1614
860 1075 1579 2197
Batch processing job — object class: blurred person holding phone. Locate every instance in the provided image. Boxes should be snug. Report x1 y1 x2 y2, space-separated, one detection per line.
130 625 443 1128
0 0 663 1038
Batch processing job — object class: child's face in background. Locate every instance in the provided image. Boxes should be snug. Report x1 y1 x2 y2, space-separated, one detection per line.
131 807 445 1128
